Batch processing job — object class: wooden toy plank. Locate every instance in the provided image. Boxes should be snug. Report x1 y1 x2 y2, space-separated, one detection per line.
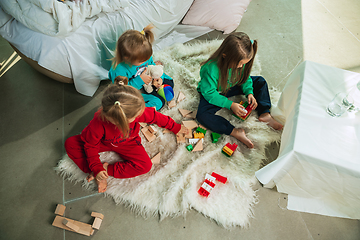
92 218 103 230
55 204 66 216
141 127 156 142
163 129 172 134
176 133 186 143
151 152 161 165
62 219 80 232
168 100 176 108
148 125 157 134
186 110 197 119
91 212 104 220
182 120 198 130
184 127 193 139
177 91 186 103
192 139 203 152
52 216 93 236
179 109 192 117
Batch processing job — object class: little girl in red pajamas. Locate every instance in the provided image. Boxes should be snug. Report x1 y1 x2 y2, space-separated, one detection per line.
65 79 187 193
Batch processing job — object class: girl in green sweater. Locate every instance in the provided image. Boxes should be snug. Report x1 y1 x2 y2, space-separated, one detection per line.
196 32 283 148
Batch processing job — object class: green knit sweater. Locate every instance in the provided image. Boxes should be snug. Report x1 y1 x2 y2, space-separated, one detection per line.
197 60 254 110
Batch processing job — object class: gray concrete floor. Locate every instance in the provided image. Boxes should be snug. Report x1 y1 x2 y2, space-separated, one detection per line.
1 0 360 239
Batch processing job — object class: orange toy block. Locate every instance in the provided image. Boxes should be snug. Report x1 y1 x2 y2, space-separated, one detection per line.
55 204 66 216
92 218 103 230
91 212 104 220
168 100 176 108
193 132 204 139
62 219 80 232
177 91 186 103
192 139 203 152
53 216 94 236
151 152 161 165
141 126 156 142
182 120 198 130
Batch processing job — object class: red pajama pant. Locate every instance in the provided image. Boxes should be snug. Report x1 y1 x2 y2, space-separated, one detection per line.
65 135 152 179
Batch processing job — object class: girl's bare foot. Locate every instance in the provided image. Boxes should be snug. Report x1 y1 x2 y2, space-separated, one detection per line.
259 113 283 130
86 172 94 182
230 128 254 148
96 178 108 193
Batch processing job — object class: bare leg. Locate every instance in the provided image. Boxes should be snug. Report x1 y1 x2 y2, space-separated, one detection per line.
258 113 283 130
230 128 254 148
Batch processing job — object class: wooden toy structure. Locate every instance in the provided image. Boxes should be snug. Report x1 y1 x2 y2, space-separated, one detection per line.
52 204 104 236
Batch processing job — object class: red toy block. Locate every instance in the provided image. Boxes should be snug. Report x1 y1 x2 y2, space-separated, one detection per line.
222 143 238 157
211 172 228 184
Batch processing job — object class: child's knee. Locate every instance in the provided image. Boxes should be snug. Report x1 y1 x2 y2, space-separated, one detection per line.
145 97 164 111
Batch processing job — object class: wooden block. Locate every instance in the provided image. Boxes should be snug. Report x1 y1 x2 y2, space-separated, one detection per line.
91 212 104 220
55 204 66 216
168 100 176 108
177 91 186 103
176 133 186 143
52 216 93 236
179 109 192 117
192 139 203 152
139 122 147 128
141 127 156 142
148 125 157 134
62 219 80 232
151 152 161 165
92 218 103 230
186 110 197 119
182 120 198 130
184 128 193 139
163 129 171 134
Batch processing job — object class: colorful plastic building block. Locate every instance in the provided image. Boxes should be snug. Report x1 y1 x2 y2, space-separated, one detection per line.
196 127 207 135
222 143 238 157
198 173 227 197
211 172 228 184
233 101 252 121
193 132 204 139
211 132 221 143
186 145 194 151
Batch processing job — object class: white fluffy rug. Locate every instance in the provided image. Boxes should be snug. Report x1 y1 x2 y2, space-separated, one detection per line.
55 40 282 228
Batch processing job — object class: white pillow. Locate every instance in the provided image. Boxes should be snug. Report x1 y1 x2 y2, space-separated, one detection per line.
182 0 252 34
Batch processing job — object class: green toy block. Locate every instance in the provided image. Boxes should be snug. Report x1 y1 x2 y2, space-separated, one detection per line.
186 145 194 151
196 127 207 135
211 132 221 143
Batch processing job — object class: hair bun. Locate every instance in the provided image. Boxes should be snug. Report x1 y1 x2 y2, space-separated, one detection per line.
114 76 128 86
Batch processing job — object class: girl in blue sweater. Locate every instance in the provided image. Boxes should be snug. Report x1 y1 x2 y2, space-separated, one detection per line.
108 24 174 110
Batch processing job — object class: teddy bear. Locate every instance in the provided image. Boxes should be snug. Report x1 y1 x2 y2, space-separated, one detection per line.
142 65 174 102
143 65 164 93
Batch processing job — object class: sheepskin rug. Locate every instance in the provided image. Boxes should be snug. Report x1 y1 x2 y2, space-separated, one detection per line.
55 40 282 228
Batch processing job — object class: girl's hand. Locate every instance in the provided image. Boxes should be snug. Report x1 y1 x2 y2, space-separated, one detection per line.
231 102 247 117
95 163 109 181
154 60 163 66
178 124 190 135
141 68 152 85
247 94 258 109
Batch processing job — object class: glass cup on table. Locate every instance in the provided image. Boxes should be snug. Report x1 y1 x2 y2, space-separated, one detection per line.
326 92 354 117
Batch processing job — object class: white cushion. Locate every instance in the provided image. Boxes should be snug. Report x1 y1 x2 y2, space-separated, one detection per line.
182 0 252 34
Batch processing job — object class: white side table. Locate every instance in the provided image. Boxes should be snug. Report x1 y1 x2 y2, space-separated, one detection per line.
256 61 360 219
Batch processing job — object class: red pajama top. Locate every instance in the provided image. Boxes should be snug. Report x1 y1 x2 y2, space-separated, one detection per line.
80 107 181 177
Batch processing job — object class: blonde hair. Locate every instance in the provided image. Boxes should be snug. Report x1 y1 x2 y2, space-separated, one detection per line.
100 82 145 138
112 24 155 69
202 32 257 94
